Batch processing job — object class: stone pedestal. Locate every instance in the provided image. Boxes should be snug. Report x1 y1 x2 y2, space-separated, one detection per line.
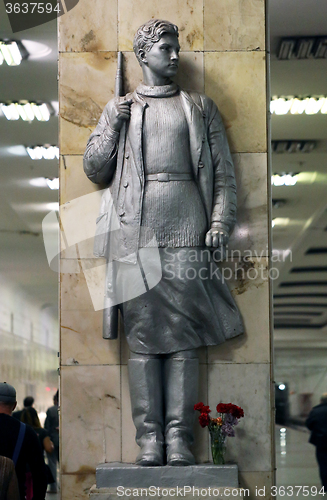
96 463 239 488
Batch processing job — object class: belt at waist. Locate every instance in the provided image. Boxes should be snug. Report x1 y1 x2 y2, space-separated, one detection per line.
145 173 193 182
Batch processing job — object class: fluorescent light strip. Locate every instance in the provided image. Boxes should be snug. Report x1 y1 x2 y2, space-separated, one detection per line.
1 102 52 121
46 178 59 190
271 96 327 115
26 146 59 160
0 41 22 66
272 174 298 186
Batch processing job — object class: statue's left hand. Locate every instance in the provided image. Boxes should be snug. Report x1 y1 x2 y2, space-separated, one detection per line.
205 228 229 248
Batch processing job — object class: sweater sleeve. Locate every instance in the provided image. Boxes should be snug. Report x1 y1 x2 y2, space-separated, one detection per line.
83 99 120 185
205 96 237 235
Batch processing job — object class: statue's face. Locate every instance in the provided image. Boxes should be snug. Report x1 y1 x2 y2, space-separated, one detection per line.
142 33 180 80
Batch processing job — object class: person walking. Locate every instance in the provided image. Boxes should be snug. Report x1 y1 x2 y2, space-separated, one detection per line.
20 407 55 499
306 393 327 490
0 382 47 500
44 391 59 493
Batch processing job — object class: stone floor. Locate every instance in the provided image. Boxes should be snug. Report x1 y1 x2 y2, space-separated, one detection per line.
276 424 322 500
46 492 60 500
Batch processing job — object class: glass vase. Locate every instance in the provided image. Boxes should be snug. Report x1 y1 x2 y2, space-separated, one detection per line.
209 427 226 465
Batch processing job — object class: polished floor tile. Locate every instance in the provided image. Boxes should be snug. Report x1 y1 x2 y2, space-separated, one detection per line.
46 493 60 500
276 425 323 500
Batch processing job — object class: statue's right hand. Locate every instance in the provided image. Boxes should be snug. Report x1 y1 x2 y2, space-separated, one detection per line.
109 98 133 132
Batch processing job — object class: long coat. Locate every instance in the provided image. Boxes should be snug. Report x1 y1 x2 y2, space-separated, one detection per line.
83 87 238 340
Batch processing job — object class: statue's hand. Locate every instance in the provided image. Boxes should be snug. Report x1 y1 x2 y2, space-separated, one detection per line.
108 98 133 132
205 228 229 248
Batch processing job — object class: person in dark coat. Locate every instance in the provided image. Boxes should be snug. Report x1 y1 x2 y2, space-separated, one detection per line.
0 383 47 500
13 396 36 422
44 391 59 493
306 393 327 489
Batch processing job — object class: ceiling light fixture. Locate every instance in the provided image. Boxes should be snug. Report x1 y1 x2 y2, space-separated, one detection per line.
272 174 298 186
0 40 24 66
29 177 59 189
272 141 316 153
272 218 290 227
271 96 327 115
46 178 59 190
26 146 59 160
1 102 54 121
277 36 327 60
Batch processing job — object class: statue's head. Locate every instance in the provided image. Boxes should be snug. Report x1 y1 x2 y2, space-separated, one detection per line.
133 19 179 65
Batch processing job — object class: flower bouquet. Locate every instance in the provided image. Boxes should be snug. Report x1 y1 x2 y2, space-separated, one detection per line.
194 402 244 465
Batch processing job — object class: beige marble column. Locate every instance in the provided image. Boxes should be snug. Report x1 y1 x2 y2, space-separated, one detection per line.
58 0 273 498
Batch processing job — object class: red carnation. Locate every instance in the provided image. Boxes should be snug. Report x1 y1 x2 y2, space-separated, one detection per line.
216 403 230 413
198 412 211 428
216 403 244 418
194 402 211 413
231 405 244 418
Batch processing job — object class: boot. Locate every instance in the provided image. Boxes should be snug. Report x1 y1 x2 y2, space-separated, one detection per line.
164 357 199 466
128 358 165 466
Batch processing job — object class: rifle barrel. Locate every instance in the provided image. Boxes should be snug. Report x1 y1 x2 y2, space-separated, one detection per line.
115 52 124 97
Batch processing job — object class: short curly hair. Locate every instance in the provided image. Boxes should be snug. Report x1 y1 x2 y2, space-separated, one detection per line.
133 19 179 65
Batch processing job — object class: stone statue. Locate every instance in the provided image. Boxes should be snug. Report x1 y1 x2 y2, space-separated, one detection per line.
83 19 243 467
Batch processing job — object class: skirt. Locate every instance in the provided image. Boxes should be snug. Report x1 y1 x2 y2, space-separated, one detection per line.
118 247 244 354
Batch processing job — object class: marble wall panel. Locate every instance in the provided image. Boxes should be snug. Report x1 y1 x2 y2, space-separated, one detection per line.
208 258 270 364
239 471 274 500
60 156 100 205
204 0 265 52
61 310 120 366
61 365 121 472
59 0 118 53
61 473 96 500
229 153 268 256
208 364 272 472
205 52 267 153
59 52 117 155
118 0 204 51
61 265 94 310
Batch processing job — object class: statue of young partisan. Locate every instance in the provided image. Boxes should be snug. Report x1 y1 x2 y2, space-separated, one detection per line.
83 19 244 467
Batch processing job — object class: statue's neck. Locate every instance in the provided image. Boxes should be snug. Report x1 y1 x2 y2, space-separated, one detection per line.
141 67 172 87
